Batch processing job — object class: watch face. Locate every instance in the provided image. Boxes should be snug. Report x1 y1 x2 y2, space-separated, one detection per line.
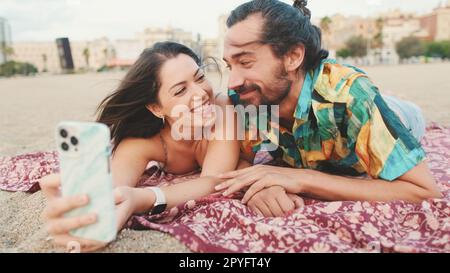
151 204 167 215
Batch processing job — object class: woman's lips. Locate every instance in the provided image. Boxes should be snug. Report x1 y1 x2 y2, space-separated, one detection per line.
201 104 214 118
192 101 209 112
191 101 215 118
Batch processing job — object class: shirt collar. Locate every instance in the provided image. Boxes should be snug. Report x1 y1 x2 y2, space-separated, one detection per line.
293 61 325 122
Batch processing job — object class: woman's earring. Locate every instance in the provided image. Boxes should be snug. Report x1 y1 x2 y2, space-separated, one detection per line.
161 116 165 125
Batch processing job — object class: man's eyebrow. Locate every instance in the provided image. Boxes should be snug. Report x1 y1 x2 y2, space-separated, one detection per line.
170 68 200 90
223 51 256 64
232 51 255 59
223 40 262 62
230 40 263 48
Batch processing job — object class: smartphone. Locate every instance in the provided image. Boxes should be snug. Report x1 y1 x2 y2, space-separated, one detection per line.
56 121 116 243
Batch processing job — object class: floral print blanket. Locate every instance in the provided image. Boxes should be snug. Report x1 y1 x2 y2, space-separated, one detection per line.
1 124 449 253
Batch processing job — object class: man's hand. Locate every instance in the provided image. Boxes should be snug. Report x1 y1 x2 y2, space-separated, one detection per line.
216 165 306 204
246 186 304 217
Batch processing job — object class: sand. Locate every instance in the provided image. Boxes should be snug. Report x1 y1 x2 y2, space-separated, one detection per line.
0 63 449 252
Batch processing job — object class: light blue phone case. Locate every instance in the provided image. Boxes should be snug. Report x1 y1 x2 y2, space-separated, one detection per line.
56 121 116 243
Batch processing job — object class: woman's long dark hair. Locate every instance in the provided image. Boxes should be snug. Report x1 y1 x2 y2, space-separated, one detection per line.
96 42 201 153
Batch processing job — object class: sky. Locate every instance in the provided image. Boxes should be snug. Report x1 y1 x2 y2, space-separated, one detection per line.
0 0 446 42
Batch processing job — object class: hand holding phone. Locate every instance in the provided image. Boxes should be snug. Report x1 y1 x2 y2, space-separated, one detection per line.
56 121 116 243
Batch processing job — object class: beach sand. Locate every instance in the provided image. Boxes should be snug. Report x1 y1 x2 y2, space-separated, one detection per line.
1 63 449 252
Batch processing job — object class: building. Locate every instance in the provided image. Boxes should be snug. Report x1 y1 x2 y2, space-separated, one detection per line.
12 41 60 72
318 5 450 65
217 14 228 63
12 38 115 73
111 26 198 69
10 24 200 73
70 37 115 71
199 38 220 72
107 39 145 69
421 1 450 41
382 10 424 47
0 17 12 65
137 26 195 49
379 11 427 64
319 14 377 53
200 38 219 59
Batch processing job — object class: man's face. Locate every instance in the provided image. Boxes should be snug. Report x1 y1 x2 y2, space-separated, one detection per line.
223 14 292 106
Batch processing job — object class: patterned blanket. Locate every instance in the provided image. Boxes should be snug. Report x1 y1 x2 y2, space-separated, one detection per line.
1 124 449 253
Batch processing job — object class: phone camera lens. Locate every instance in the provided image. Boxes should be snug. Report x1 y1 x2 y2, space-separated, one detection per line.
60 129 68 138
70 137 79 146
61 142 69 151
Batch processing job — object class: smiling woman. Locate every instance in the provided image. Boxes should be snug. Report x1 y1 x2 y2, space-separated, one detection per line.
37 41 246 252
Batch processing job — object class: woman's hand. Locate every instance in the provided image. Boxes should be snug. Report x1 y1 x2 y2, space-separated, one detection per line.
215 165 307 204
113 186 141 233
39 174 139 252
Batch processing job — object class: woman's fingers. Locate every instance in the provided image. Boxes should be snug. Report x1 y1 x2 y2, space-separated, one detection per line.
39 174 61 200
221 173 263 196
42 195 89 220
215 177 242 191
216 168 247 179
288 194 305 209
46 213 97 235
221 181 247 196
215 167 262 192
216 165 262 181
52 235 106 253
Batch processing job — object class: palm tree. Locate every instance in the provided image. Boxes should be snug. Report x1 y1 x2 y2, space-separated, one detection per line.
42 53 48 72
110 48 117 59
1 44 14 62
102 48 108 66
372 17 384 49
320 16 332 49
82 47 90 70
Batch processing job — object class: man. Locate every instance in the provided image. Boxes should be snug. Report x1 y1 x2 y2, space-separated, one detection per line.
216 0 442 217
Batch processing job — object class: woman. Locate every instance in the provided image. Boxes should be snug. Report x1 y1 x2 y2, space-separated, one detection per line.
39 42 303 252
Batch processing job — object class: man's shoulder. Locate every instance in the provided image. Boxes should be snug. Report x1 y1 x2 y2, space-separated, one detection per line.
313 60 371 104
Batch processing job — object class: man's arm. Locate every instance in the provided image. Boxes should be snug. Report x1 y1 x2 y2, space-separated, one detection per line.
298 161 442 203
217 161 443 204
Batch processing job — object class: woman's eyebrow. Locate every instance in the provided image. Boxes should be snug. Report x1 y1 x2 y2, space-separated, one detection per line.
170 80 186 90
170 68 201 90
193 68 201 77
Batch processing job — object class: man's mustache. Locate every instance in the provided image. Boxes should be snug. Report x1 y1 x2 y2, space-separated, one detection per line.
235 83 261 95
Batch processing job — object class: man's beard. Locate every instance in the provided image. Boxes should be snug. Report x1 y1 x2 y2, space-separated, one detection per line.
235 64 292 106
265 64 292 105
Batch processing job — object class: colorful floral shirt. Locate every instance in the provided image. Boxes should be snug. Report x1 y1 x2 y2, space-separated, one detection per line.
228 59 426 181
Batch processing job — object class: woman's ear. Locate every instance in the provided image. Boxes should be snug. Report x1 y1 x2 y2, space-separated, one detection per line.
284 44 306 73
146 104 163 119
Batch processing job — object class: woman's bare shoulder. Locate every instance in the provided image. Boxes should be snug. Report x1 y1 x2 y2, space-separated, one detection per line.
114 135 164 162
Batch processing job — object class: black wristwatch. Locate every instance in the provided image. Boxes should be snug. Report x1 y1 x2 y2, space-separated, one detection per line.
147 187 167 215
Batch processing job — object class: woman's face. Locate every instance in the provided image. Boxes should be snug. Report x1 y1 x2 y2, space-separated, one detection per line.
152 54 216 132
